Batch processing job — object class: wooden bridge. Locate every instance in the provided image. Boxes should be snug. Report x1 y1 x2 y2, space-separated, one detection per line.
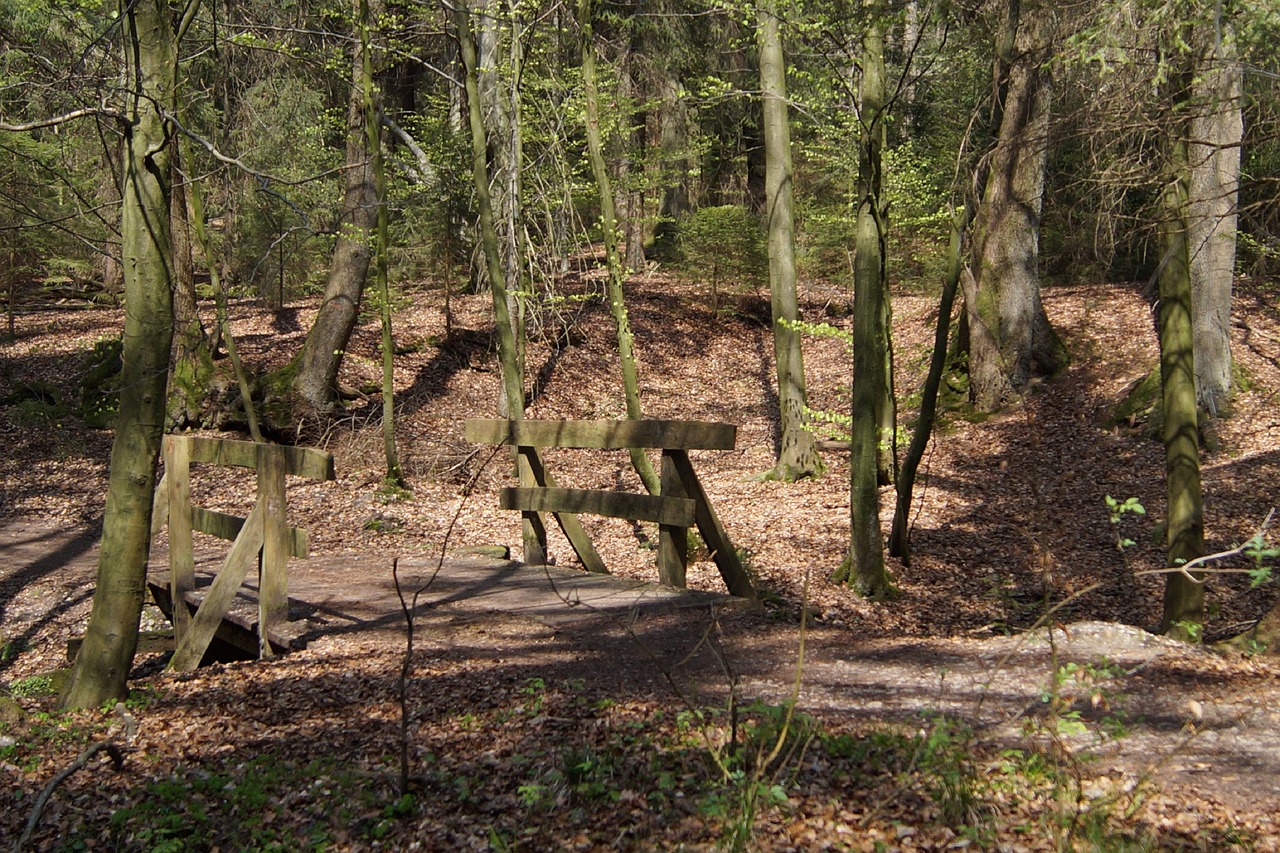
143 422 753 667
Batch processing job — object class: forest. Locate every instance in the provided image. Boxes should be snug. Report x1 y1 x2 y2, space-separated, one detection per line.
3 0 1280 848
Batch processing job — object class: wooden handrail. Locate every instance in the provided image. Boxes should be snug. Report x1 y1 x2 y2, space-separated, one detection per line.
469 418 755 602
466 418 736 451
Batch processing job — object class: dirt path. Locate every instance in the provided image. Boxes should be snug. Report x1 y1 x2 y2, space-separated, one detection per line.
7 520 1280 834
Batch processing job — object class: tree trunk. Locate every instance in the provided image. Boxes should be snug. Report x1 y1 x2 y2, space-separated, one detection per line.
289 37 376 415
456 6 523 420
651 64 690 257
60 0 179 709
177 134 263 442
359 0 403 487
890 208 969 563
473 0 527 396
964 1 1067 412
580 0 660 495
167 144 212 429
1159 90 1206 638
758 0 822 482
841 0 892 598
616 43 647 272
1188 26 1242 415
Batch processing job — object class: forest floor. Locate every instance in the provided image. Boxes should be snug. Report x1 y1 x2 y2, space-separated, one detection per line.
4 269 1280 850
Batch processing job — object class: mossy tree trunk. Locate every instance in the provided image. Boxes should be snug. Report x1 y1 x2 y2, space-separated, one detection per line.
456 5 541 561
580 0 659 495
962 0 1066 413
288 30 377 416
758 0 823 483
841 0 892 598
60 0 191 709
1159 70 1206 638
1188 24 1242 416
177 132 264 442
358 0 403 487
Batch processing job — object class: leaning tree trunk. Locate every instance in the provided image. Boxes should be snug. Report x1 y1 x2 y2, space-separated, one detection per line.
840 0 892 598
60 0 182 710
1188 26 1243 416
963 1 1067 412
580 0 660 494
758 0 822 482
288 37 377 416
1159 85 1206 639
457 5 542 562
473 0 527 388
889 207 970 563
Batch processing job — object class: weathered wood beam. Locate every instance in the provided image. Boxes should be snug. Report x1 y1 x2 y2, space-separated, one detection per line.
173 435 335 481
190 507 308 558
519 447 608 574
668 450 756 601
467 419 737 451
500 486 696 527
169 500 265 671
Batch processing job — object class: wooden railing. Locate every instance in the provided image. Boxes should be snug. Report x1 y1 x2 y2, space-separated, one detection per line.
466 419 755 601
150 435 335 670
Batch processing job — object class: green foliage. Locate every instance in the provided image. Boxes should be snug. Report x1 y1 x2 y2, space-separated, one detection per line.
671 206 767 303
222 75 342 302
1244 532 1279 587
8 673 55 698
1106 495 1147 551
1 637 29 663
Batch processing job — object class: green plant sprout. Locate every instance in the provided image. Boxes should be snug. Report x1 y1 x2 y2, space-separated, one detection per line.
1104 495 1145 551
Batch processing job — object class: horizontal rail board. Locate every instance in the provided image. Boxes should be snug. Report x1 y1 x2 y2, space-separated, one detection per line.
499 487 696 527
169 435 335 481
467 419 736 451
191 507 309 558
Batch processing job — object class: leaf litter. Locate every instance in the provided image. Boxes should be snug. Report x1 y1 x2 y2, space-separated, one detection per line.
3 273 1280 848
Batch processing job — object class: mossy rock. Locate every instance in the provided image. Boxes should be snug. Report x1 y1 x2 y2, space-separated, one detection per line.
0 694 26 725
1109 369 1162 434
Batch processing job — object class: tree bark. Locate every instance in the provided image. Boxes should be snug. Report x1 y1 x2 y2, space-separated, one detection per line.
580 0 660 495
842 0 892 598
964 0 1067 412
359 0 403 487
60 0 180 709
758 0 822 482
289 34 377 415
1188 25 1242 415
167 143 212 429
457 4 540 561
1159 91 1206 637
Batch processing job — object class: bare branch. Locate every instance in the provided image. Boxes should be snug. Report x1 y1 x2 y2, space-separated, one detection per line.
0 107 122 133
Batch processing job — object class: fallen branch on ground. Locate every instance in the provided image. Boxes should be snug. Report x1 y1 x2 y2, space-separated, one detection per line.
15 740 125 853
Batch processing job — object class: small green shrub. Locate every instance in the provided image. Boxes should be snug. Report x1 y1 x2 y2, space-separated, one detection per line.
9 674 55 698
671 206 767 310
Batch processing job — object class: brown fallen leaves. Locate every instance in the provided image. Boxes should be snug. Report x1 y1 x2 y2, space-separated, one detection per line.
6 274 1280 847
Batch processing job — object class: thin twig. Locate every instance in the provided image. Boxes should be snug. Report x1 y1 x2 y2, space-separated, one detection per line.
1134 509 1276 584
391 443 505 795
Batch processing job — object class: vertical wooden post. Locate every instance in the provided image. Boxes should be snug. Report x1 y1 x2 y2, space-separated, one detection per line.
657 449 688 587
257 444 288 657
518 446 548 565
166 436 194 643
